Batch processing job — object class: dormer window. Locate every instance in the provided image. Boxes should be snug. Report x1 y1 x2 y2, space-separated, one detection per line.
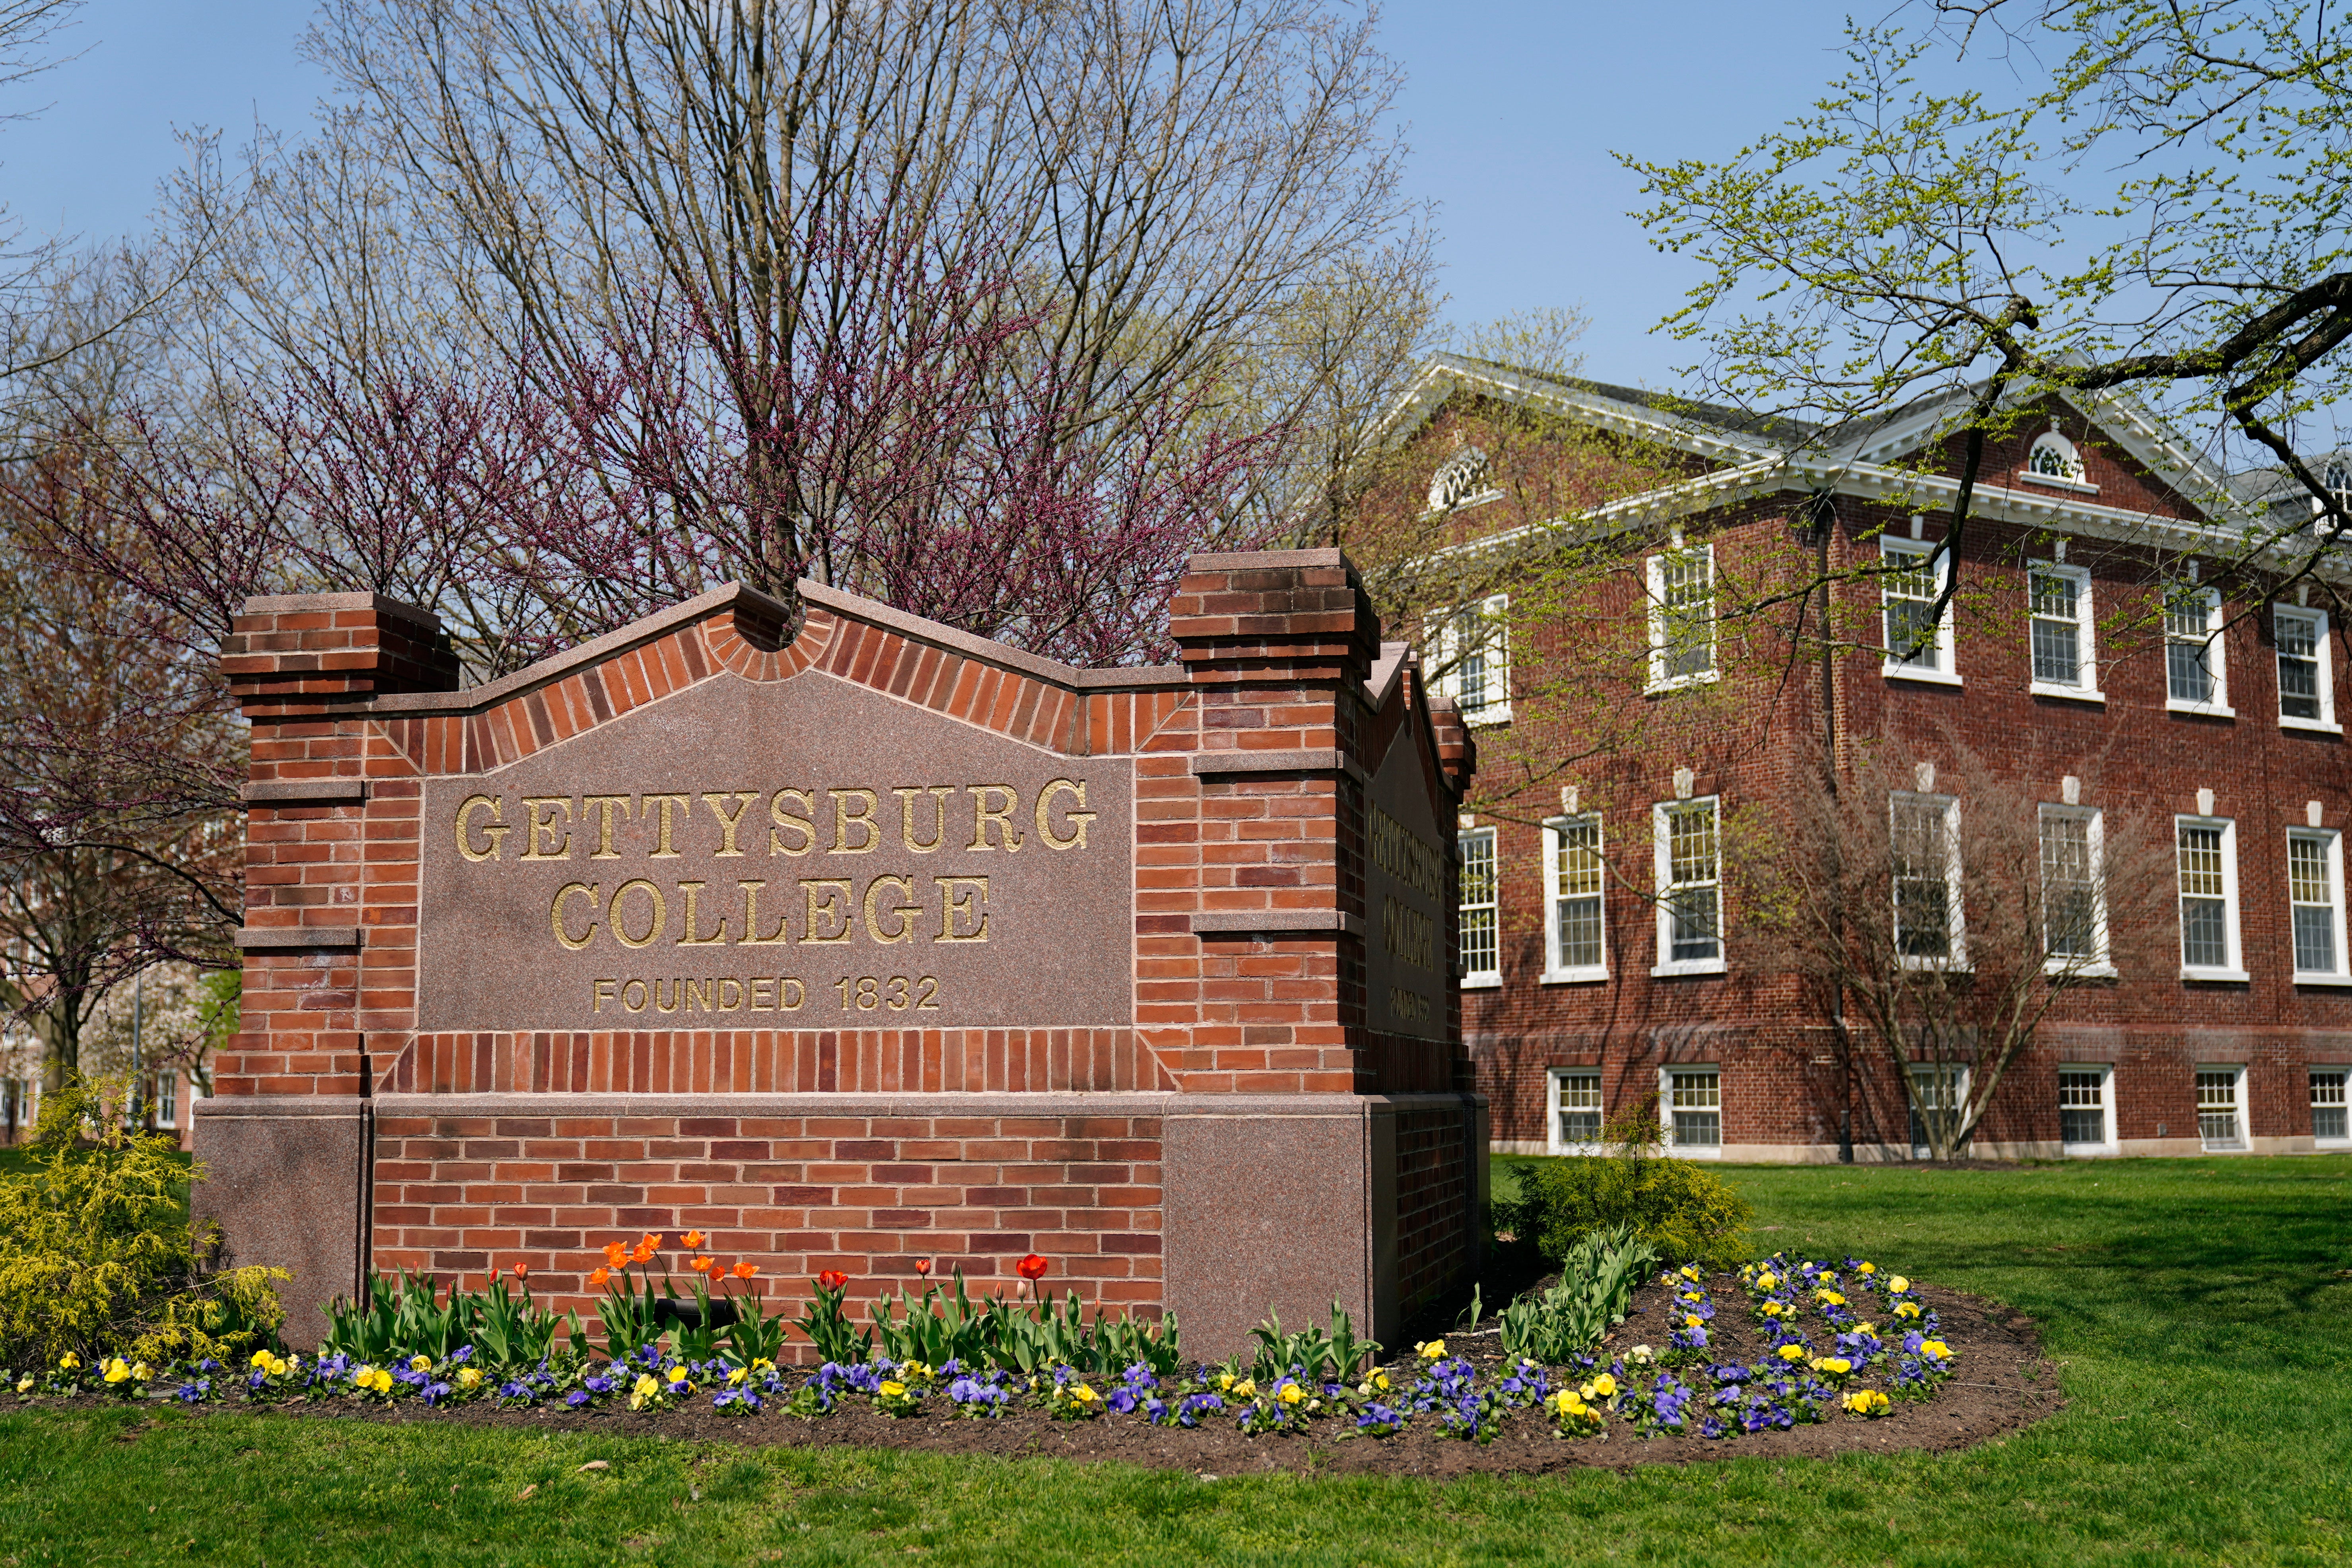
2020 424 2095 491
1427 445 1493 512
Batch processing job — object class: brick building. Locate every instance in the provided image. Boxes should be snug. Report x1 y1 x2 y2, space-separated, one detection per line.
1376 354 2352 1162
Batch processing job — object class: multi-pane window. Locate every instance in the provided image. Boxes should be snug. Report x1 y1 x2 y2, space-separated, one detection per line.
2165 585 2226 709
1891 793 1961 963
1664 1067 1722 1149
1908 1063 1968 1155
1646 546 1717 688
1436 595 1511 725
2028 564 2097 694
2059 1066 2113 1150
2274 606 2335 729
1545 815 1607 978
1551 1069 1603 1150
2289 830 2347 979
1881 540 1952 677
2196 1067 2245 1150
2176 818 2241 975
1458 827 1499 985
1654 798 1723 970
156 1073 177 1129
2040 807 2104 965
2312 1069 2349 1143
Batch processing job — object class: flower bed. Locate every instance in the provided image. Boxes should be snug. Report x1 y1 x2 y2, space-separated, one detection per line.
6 1238 2059 1475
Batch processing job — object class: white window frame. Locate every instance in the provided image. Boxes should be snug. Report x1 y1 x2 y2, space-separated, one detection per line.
1458 825 1501 989
1880 538 1959 686
2058 1063 2117 1154
2164 584 2231 716
1548 1067 1604 1154
2175 815 2249 982
2019 428 2098 493
155 1071 177 1129
1433 595 1512 727
1908 1062 1971 1157
1540 815 1608 983
2311 1067 2350 1147
1652 796 1726 977
2195 1065 2248 1152
1890 791 1966 969
2026 560 2103 701
1645 544 1720 693
2039 805 2114 976
1658 1064 1723 1157
2273 604 2339 734
2288 828 2352 985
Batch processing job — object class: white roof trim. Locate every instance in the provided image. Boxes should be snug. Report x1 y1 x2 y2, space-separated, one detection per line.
1374 354 1788 468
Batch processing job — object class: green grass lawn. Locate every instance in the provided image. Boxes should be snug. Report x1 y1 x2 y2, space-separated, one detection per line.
3 1156 2348 1566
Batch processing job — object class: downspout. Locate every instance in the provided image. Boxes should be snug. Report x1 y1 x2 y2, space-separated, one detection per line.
1809 492 1855 1164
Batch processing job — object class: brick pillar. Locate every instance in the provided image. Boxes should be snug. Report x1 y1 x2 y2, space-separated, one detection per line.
198 593 457 1343
1157 550 1476 1350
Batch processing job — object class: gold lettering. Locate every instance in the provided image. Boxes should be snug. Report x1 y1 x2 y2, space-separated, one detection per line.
780 977 806 1010
896 786 954 853
552 882 601 950
750 977 776 1011
683 978 713 1011
1036 779 1095 851
456 795 509 862
676 880 730 946
830 789 880 853
864 875 918 944
609 880 667 948
967 785 1023 852
737 880 790 945
592 977 618 1011
717 978 744 1011
935 875 991 943
769 789 816 856
646 793 693 857
520 796 573 860
655 978 681 1013
802 879 855 944
622 978 649 1012
581 795 632 858
702 791 757 856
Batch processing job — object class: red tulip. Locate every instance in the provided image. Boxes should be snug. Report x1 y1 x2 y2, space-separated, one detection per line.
1016 1254 1049 1282
512 1263 529 1280
816 1269 849 1292
914 1259 932 1278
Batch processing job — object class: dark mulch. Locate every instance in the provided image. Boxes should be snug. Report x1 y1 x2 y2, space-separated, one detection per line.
32 1275 2062 1479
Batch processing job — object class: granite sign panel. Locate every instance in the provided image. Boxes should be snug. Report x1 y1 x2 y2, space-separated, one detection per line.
416 670 1133 1030
1363 730 1446 1041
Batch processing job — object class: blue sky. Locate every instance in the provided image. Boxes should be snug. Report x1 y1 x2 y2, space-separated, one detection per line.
2 1 1871 389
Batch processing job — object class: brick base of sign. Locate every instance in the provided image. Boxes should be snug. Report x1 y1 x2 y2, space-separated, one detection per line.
198 1089 1485 1356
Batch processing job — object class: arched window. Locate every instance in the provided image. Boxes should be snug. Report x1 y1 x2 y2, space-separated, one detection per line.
2324 457 2350 505
2025 425 2087 484
1426 445 1492 512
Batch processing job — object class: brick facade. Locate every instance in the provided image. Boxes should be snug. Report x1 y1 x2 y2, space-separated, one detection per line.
1378 358 2352 1164
195 553 1486 1354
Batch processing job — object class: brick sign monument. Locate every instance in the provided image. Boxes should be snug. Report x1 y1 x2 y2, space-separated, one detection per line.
194 549 1484 1352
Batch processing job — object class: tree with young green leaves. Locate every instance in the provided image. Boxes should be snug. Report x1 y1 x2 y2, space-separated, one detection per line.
1625 1 2352 602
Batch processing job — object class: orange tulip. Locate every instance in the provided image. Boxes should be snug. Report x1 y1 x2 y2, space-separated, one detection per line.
513 1263 529 1280
731 1261 757 1280
816 1269 849 1292
603 1242 628 1267
683 1230 705 1248
691 1256 714 1275
914 1259 932 1278
589 1268 610 1286
631 1240 655 1265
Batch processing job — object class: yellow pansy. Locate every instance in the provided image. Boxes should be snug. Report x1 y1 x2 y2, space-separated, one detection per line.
249 1350 274 1369
1215 1372 1234 1392
666 1365 690 1385
1811 1357 1852 1376
1778 1345 1807 1362
727 1366 747 1386
1844 1389 1890 1416
1756 1273 1779 1290
130 1363 151 1382
1070 1385 1099 1405
1590 1373 1617 1398
456 1367 483 1389
1231 1378 1256 1400
1896 1302 1923 1319
1761 1302 1785 1317
1416 1340 1445 1360
103 1359 130 1384
59 1353 80 1370
1889 1276 1910 1293
409 1355 433 1374
13 1376 29 1393
1277 1383 1304 1407
1856 1262 1876 1275
1815 1289 1846 1306
1919 1339 1952 1361
1359 1369 1390 1394
879 1381 906 1398
1684 1314 1704 1330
